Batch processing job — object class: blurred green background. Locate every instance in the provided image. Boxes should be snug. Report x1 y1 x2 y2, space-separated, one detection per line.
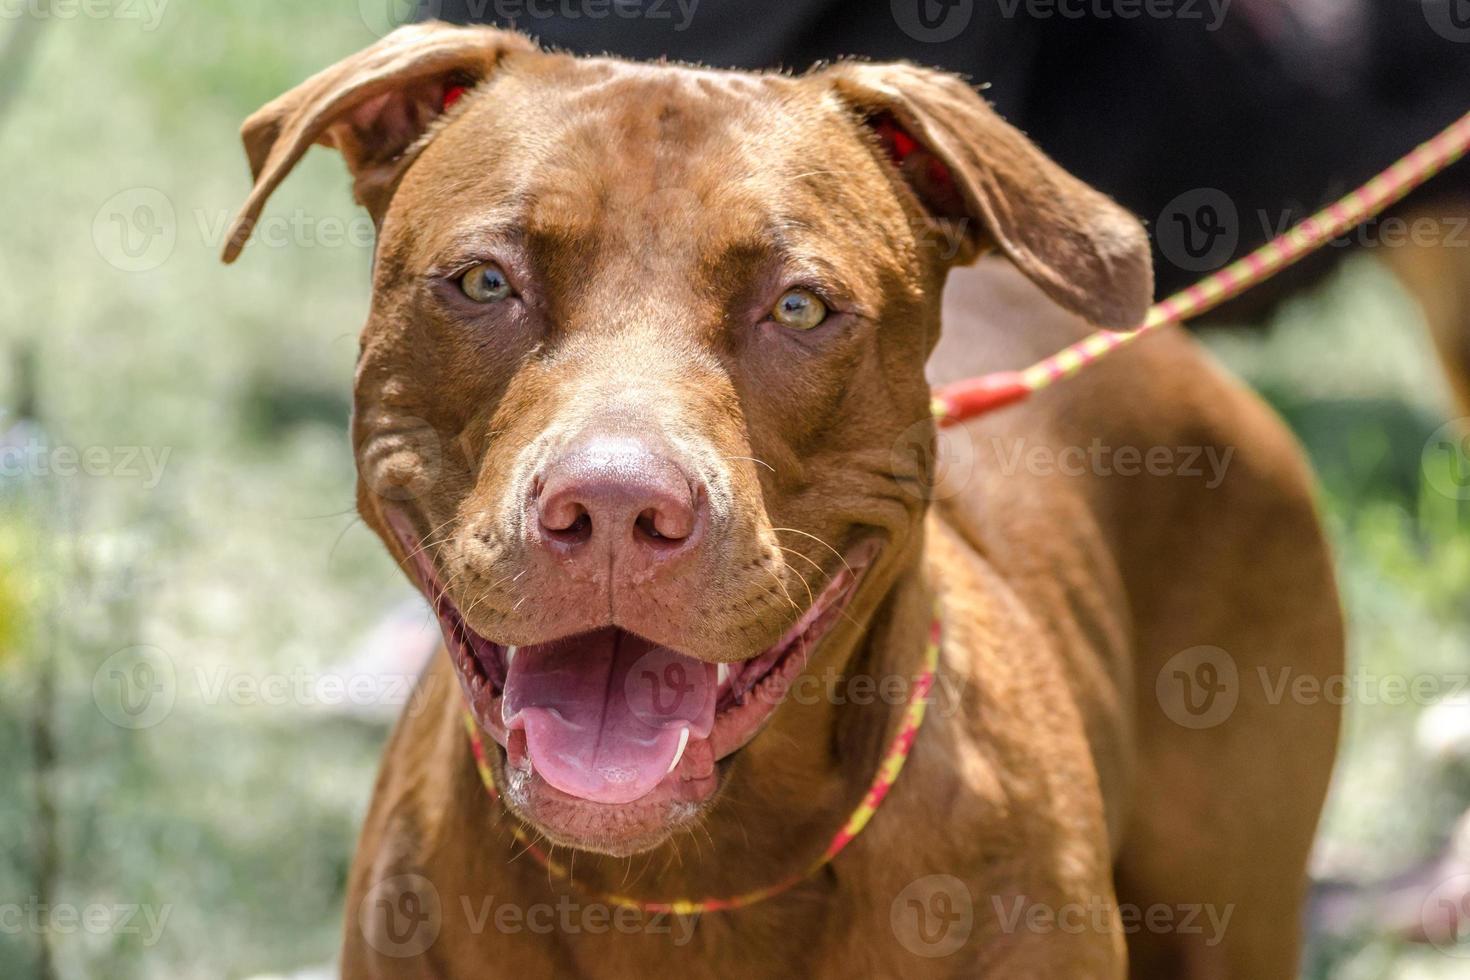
1 3 1468 978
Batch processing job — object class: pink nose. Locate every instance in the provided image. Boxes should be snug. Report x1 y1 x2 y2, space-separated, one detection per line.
535 436 704 567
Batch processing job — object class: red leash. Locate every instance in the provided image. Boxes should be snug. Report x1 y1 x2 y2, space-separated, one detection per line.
931 110 1470 426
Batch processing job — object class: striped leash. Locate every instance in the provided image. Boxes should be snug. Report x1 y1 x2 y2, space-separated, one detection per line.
932 110 1470 424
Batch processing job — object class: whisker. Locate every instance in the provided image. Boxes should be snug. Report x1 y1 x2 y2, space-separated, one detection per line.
773 548 816 608
762 568 801 615
397 512 462 567
288 503 359 521
774 544 831 585
770 527 853 576
326 516 363 569
723 455 775 474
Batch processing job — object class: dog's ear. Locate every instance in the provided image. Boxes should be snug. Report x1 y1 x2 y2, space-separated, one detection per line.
222 22 534 263
821 62 1152 329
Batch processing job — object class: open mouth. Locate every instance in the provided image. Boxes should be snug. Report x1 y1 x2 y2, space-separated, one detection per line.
385 510 870 809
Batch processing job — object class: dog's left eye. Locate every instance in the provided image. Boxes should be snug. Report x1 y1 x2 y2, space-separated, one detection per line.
459 262 514 303
771 288 828 330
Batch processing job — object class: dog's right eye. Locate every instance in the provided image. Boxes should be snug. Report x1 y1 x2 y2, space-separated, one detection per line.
459 262 514 303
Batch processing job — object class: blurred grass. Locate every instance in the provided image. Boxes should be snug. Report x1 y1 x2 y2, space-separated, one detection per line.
1204 262 1470 979
1 5 409 978
1 3 1468 978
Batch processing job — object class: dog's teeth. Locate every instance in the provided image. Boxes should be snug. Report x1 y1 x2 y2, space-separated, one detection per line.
717 663 730 687
667 727 690 774
504 645 517 667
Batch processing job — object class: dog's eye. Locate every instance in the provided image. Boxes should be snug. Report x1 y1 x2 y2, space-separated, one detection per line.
771 288 828 330
459 262 513 303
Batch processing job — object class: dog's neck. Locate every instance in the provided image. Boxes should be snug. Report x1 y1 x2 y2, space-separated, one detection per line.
432 539 939 906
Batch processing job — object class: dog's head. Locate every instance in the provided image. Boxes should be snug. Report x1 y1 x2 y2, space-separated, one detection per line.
226 23 1149 855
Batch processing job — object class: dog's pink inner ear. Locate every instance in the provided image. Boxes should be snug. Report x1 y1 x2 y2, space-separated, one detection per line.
869 112 966 223
329 73 477 214
338 74 470 168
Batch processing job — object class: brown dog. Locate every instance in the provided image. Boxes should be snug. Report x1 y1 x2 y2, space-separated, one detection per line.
225 24 1343 978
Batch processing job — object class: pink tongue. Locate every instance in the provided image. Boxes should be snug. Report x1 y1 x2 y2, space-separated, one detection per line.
502 629 717 804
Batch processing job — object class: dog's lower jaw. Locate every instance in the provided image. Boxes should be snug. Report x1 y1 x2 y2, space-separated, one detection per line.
471 552 879 855
497 759 708 857
474 558 935 895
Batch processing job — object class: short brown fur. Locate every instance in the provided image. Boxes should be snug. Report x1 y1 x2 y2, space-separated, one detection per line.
227 24 1343 978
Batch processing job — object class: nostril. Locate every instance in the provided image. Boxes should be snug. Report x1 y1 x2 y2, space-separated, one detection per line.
540 501 594 545
534 441 704 559
634 507 691 547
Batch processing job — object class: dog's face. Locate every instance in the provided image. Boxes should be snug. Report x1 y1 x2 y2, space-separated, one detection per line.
226 24 1149 855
